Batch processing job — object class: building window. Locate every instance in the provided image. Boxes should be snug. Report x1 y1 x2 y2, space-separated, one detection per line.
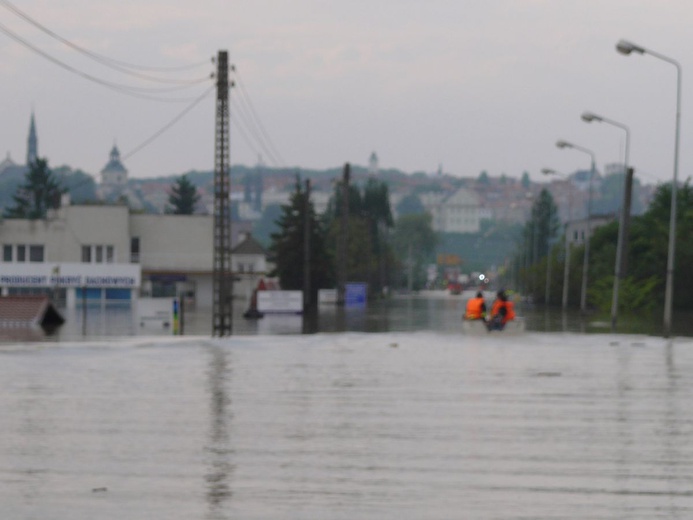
29 245 44 262
82 245 92 263
3 245 11 262
95 245 103 263
131 237 140 263
106 246 114 263
17 245 26 262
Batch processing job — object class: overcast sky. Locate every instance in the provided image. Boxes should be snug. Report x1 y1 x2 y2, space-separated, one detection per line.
1 0 691 184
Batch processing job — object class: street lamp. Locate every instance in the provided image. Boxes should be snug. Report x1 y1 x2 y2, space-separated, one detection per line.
581 111 630 331
542 168 572 311
616 39 681 338
556 140 596 314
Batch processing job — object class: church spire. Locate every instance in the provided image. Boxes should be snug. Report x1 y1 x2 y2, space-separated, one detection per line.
27 112 38 165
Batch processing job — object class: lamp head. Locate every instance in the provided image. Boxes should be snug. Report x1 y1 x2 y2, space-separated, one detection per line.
616 39 645 55
581 111 601 123
555 140 572 149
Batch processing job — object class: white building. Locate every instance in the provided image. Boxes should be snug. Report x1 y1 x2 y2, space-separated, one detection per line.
0 202 270 309
419 188 482 233
565 214 615 247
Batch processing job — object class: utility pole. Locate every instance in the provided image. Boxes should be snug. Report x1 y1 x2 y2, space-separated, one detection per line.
212 50 233 336
337 163 350 305
303 179 312 311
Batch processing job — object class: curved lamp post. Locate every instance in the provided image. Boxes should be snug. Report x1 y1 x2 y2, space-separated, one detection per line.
581 111 630 331
541 168 572 311
616 39 681 338
556 140 596 314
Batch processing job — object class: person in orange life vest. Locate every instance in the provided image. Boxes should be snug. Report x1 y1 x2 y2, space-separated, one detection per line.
464 291 486 320
487 290 515 330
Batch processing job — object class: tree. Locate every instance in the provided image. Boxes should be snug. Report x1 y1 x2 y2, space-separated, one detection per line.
4 158 65 219
521 171 531 189
518 189 560 300
268 176 333 303
167 175 200 214
477 170 490 185
391 213 438 290
395 193 426 216
324 178 395 295
592 171 644 216
252 203 283 248
547 181 693 313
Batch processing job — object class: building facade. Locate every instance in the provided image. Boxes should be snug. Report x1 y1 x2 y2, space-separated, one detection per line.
0 202 269 310
419 187 482 233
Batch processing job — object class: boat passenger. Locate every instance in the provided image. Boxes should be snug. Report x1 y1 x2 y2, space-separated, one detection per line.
487 290 515 331
464 291 487 320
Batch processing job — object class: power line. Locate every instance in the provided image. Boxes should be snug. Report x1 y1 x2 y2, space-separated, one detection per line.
123 85 215 160
0 20 212 102
233 68 286 166
0 0 210 78
230 95 281 166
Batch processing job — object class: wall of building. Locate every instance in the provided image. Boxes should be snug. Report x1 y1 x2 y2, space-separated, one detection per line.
1 205 270 310
130 214 213 271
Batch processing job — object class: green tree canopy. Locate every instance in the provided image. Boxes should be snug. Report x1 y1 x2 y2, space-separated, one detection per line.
4 158 65 219
167 174 200 214
395 193 426 216
268 176 333 304
391 213 438 290
324 178 395 295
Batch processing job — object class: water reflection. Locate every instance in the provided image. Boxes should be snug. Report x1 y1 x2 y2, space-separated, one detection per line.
205 346 233 519
7 292 693 341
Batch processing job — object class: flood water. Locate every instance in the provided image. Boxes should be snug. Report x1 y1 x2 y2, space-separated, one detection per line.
3 293 693 518
9 289 693 341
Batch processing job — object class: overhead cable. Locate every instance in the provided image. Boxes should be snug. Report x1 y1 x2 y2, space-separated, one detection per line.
0 20 212 102
123 85 216 160
233 68 286 166
0 0 210 79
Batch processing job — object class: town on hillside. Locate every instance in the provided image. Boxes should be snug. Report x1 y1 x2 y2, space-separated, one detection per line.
0 113 660 312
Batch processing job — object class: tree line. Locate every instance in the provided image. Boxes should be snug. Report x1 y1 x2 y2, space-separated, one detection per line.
267 170 438 305
512 181 693 314
3 157 201 218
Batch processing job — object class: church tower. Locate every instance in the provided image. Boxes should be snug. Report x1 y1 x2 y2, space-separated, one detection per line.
100 144 128 187
27 112 38 165
368 151 379 176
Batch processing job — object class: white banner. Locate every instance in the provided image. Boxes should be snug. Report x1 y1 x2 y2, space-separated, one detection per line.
0 262 141 288
257 290 303 313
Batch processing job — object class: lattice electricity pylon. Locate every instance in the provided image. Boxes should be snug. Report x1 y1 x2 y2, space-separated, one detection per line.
212 50 233 336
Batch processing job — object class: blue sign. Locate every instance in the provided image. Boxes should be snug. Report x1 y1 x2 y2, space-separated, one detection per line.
345 282 367 307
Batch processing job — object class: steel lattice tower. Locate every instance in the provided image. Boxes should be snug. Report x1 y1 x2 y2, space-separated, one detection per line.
212 50 232 336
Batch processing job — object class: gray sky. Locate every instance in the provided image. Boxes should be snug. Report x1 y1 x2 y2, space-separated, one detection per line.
1 0 691 184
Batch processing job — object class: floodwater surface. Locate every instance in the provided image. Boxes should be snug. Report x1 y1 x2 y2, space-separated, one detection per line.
2 331 693 519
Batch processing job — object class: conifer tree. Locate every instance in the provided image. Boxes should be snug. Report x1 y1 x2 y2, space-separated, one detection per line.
268 176 333 300
167 175 200 214
4 158 65 219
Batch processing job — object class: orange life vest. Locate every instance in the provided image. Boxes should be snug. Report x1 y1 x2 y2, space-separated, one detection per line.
491 299 515 324
465 297 485 319
504 301 516 323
